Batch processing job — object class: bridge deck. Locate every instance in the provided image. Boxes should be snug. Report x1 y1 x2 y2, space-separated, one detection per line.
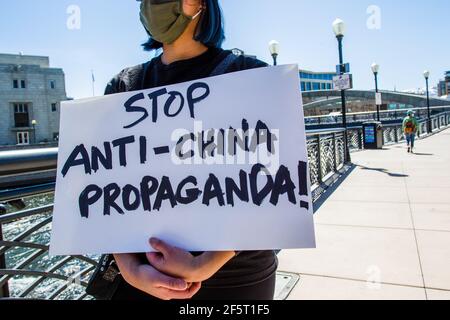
278 128 450 300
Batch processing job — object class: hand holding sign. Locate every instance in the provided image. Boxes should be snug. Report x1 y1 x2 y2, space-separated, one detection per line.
113 252 202 300
147 238 235 283
50 65 315 255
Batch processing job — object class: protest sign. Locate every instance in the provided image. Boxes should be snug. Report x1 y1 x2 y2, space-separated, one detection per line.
50 64 315 255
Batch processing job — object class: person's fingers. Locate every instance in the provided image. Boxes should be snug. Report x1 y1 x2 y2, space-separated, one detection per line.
137 264 187 291
146 251 165 269
153 269 188 291
156 288 190 300
149 238 174 256
187 281 202 296
157 283 201 300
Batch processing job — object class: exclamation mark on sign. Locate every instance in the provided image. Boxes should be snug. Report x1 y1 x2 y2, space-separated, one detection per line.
298 161 310 210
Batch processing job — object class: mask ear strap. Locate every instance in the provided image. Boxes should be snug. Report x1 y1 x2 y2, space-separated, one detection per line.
192 0 206 20
191 8 203 20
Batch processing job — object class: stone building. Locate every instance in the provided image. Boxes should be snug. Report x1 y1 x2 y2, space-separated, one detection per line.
0 53 68 146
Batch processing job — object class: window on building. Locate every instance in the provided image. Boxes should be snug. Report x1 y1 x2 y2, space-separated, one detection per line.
51 103 57 112
313 83 321 91
306 82 312 91
301 82 306 92
321 83 326 90
327 83 332 90
13 103 30 128
21 80 26 88
50 80 56 89
13 80 19 88
17 132 30 145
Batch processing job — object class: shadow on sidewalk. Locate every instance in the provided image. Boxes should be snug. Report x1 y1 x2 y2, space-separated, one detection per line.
356 164 409 178
412 153 434 156
313 164 356 213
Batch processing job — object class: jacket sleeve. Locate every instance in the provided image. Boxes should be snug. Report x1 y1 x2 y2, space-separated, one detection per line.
104 74 121 96
104 68 130 96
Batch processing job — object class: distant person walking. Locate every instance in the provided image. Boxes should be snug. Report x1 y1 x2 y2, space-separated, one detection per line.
402 110 419 153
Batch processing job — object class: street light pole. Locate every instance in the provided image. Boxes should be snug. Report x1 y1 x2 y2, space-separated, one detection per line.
268 40 280 66
374 72 380 121
31 119 37 144
371 63 380 121
424 71 431 133
337 35 347 128
333 19 351 163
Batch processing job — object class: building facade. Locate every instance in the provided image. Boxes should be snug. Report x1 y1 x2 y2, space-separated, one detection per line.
437 71 450 97
0 53 67 146
230 49 336 93
300 69 336 92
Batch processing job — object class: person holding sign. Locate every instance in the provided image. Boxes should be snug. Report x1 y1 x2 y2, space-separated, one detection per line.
93 0 277 300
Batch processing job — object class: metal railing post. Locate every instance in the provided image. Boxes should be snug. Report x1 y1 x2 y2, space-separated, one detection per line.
333 133 338 171
0 225 10 298
358 128 363 150
316 135 323 184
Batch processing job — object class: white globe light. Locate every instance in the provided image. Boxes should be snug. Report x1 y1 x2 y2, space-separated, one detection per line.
371 63 380 74
268 40 280 55
423 70 430 79
332 18 346 37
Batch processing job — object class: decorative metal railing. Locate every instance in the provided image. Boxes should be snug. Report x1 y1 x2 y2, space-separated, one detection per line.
305 105 450 126
306 129 346 200
0 201 96 300
1 110 449 300
381 111 450 145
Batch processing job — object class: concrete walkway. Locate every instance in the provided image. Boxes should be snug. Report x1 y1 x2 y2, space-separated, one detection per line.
278 128 450 300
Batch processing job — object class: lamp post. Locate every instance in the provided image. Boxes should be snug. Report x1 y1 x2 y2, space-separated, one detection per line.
268 40 280 66
332 18 350 163
371 63 380 121
31 119 37 144
424 70 431 133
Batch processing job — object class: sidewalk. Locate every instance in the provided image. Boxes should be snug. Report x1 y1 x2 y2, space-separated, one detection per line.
278 128 450 300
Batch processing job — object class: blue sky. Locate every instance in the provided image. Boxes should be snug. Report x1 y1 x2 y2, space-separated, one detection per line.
1 0 448 99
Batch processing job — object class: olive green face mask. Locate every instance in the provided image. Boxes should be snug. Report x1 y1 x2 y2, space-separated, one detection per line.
140 0 203 44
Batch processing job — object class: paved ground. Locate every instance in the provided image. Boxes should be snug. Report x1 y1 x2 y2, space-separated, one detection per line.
278 128 450 300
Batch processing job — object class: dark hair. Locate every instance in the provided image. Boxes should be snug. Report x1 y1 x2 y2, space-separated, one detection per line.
142 0 225 51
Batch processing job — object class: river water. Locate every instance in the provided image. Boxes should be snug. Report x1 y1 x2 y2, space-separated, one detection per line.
2 194 97 299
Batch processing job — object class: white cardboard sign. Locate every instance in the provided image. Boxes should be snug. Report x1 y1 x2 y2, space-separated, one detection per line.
50 64 316 256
